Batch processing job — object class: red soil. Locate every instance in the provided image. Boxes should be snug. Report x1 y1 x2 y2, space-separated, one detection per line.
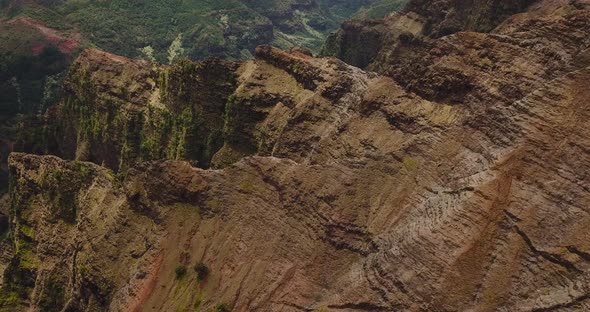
6 16 81 55
123 253 164 312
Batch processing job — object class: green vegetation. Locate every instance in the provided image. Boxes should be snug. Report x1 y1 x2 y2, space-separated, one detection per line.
224 95 236 119
352 0 408 19
0 0 409 193
175 265 187 279
167 34 186 64
4 0 268 60
213 303 231 312
73 161 94 180
402 156 419 171
37 276 66 312
0 0 409 164
48 58 234 172
2 0 409 63
39 166 90 224
0 290 20 308
0 42 69 117
0 252 37 310
18 224 34 240
194 262 210 282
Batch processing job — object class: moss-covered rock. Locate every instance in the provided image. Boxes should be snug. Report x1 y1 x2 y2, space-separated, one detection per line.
3 153 160 311
29 50 240 172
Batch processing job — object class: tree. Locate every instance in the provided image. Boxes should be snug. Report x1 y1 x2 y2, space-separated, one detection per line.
194 262 209 282
138 46 156 63
167 34 185 64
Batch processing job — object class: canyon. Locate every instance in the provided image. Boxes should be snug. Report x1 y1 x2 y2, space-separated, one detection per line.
1 0 590 311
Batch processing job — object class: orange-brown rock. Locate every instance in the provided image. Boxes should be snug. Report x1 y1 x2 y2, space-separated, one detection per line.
2 0 590 311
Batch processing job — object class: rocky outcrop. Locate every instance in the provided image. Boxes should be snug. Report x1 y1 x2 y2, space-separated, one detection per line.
323 0 590 106
29 45 370 171
1 154 160 311
2 0 590 311
5 57 590 310
405 0 537 36
320 12 425 68
372 0 590 105
322 19 396 68
40 49 239 171
321 0 541 68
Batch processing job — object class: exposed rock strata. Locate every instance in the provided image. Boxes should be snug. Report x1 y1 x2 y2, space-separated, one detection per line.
41 49 239 171
2 0 590 311
405 0 537 36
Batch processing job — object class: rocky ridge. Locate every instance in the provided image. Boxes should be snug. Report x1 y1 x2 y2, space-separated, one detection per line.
2 0 590 311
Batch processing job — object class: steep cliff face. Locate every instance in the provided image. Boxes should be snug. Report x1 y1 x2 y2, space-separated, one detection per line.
405 0 537 36
41 49 239 171
0 0 410 191
321 0 540 68
2 154 160 311
371 0 590 105
2 0 590 311
321 12 424 68
322 0 590 105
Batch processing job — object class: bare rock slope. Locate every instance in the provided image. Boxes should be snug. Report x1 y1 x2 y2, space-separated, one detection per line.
2 0 590 311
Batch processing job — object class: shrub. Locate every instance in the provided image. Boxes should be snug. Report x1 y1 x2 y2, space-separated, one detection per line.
215 303 230 312
139 46 157 63
174 265 187 279
194 262 209 282
402 156 419 171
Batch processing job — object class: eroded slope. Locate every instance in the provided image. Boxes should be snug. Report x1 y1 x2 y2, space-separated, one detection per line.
2 0 590 311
